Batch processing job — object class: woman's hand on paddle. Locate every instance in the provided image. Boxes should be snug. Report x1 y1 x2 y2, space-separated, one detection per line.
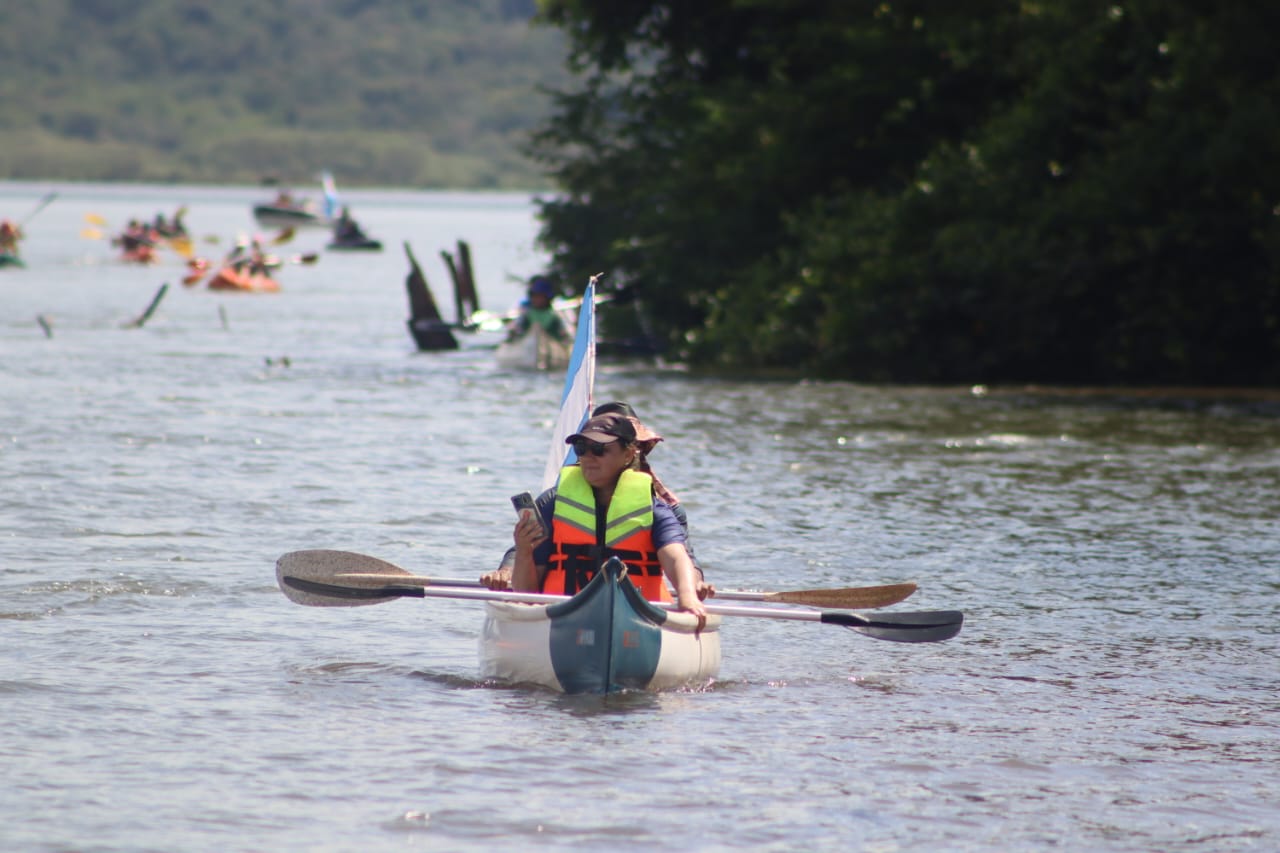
479 567 512 590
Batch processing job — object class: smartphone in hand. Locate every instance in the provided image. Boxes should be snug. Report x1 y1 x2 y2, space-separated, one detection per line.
510 491 550 539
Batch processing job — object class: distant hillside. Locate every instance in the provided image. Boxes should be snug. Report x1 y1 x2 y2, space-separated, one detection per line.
0 0 568 188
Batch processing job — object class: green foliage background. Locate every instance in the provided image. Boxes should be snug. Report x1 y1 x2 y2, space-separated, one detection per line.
529 1 1280 384
0 0 564 188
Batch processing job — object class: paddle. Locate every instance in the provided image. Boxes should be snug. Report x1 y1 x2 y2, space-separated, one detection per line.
167 235 195 259
277 549 917 610
121 283 169 329
276 551 957 642
404 241 458 350
20 191 58 226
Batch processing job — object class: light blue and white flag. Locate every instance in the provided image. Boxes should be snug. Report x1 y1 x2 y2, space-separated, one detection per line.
320 171 339 220
541 276 598 488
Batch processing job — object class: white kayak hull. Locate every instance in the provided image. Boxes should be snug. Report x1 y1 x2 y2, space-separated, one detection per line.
479 559 721 693
494 323 572 371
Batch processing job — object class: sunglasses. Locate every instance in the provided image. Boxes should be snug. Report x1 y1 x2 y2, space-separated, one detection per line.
571 438 618 457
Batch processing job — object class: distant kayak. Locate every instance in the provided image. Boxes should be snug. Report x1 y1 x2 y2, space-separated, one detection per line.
326 236 383 251
252 204 332 230
120 245 158 265
0 250 24 269
495 323 572 371
207 266 280 293
253 172 339 229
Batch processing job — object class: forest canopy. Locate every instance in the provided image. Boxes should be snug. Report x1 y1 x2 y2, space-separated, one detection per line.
528 1 1280 385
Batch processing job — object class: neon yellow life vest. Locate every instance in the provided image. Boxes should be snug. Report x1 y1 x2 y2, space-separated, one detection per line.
545 466 668 601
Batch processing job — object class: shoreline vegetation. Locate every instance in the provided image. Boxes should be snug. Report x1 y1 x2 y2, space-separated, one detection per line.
0 0 562 190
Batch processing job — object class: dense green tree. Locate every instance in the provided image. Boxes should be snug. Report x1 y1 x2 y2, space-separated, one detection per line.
530 1 1280 384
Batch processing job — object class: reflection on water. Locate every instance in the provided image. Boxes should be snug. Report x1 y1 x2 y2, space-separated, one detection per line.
1 183 1278 851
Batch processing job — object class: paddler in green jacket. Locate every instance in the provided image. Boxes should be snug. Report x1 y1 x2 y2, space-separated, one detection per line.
508 275 566 342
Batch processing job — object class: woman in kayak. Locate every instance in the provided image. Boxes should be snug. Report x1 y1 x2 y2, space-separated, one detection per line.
509 412 708 625
484 402 710 596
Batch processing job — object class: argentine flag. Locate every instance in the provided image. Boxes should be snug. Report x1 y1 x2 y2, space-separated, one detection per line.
541 277 597 488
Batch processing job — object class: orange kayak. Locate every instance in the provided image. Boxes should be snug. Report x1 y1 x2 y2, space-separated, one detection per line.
121 245 158 264
207 266 280 293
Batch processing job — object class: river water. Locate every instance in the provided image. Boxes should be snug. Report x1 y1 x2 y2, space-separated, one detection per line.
2 182 1278 852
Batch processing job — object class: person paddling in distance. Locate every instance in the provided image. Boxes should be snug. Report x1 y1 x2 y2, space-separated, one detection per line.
508 275 567 343
0 218 23 254
507 412 710 626
482 402 711 598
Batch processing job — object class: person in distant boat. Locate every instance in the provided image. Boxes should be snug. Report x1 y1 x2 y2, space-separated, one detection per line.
507 275 567 342
245 239 273 276
482 403 712 601
0 219 22 254
153 208 187 239
113 219 155 252
502 411 709 625
333 206 367 243
228 237 272 276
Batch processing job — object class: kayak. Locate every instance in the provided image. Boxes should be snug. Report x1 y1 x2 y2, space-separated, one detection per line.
0 250 23 269
479 557 721 694
121 245 158 264
495 323 572 371
207 266 280 293
254 172 340 229
326 237 382 251
252 204 331 230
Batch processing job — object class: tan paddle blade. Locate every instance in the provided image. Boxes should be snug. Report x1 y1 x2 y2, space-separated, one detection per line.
276 549 416 607
759 582 917 609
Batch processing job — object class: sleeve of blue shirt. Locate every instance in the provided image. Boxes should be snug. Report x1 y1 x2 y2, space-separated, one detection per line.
651 500 686 549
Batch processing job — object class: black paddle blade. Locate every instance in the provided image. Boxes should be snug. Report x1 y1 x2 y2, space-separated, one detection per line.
407 318 459 351
279 574 425 607
820 609 964 643
404 241 458 350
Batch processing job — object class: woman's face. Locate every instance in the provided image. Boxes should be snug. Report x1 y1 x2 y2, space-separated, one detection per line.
578 439 634 489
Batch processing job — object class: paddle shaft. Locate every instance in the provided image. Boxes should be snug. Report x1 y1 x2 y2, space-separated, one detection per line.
286 572 932 614
277 573 962 642
276 550 959 641
20 192 58 226
277 550 915 609
331 572 916 610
